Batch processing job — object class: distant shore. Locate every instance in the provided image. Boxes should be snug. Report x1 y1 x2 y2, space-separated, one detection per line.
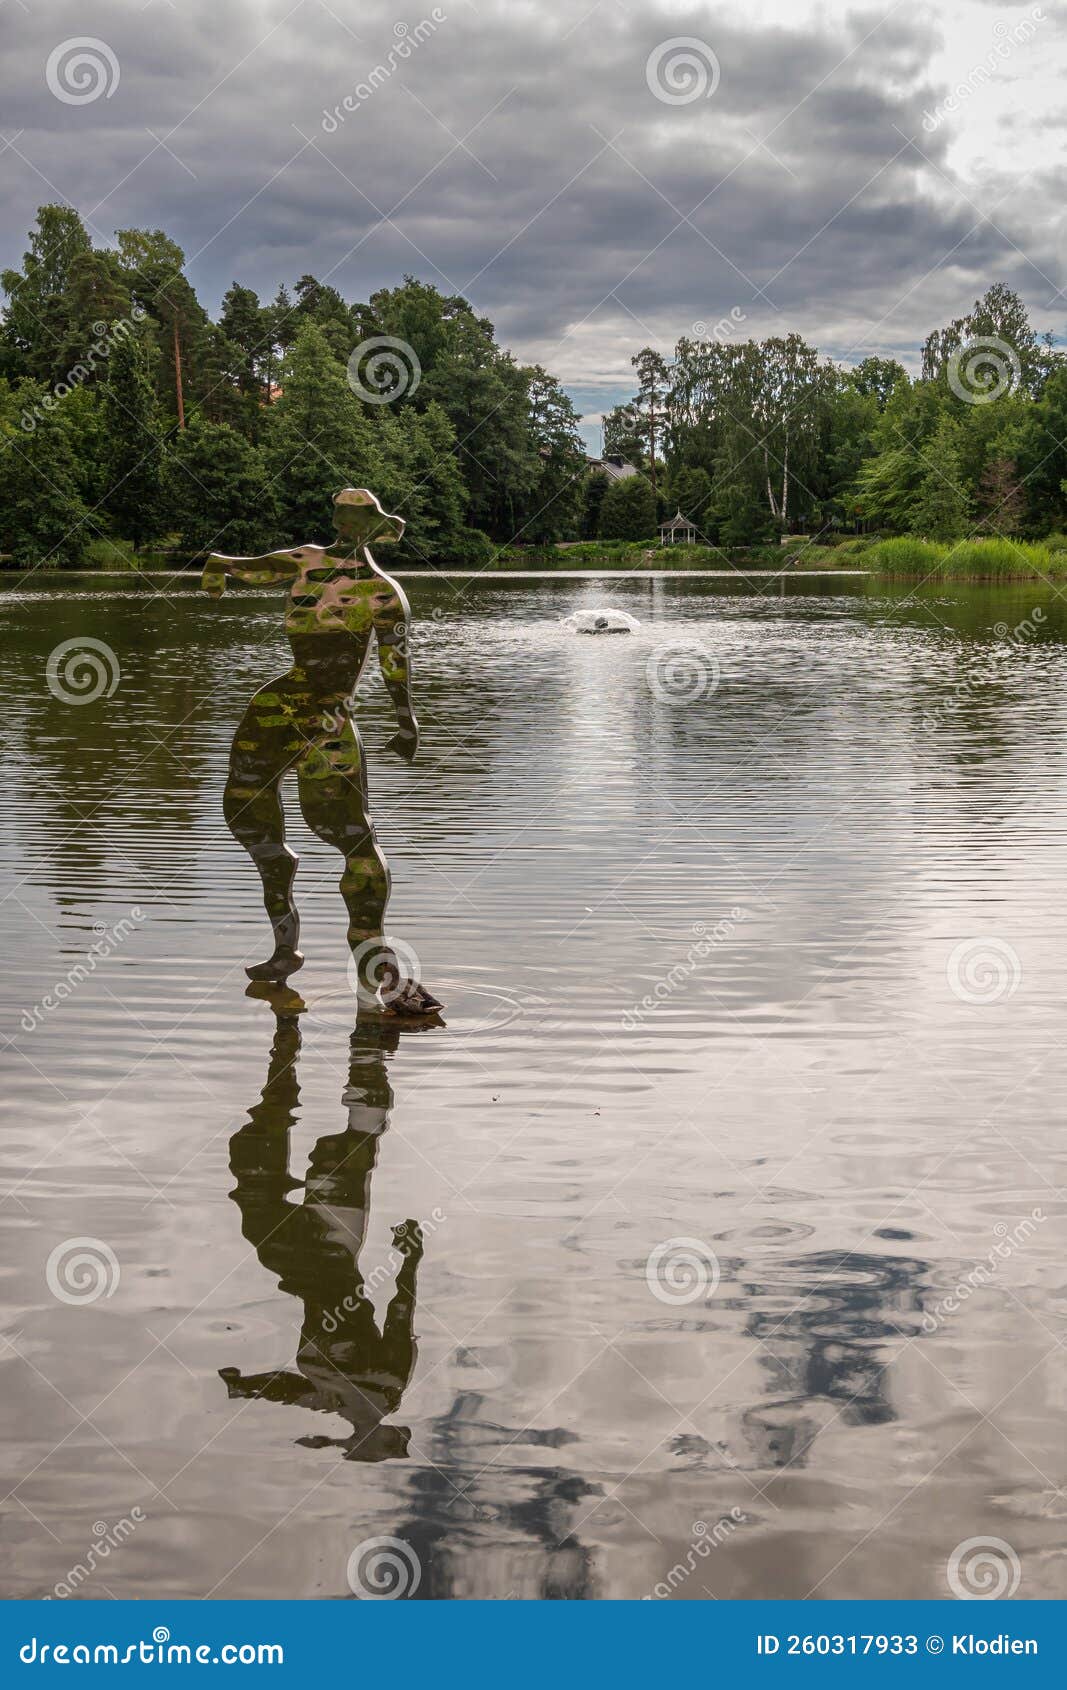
3 568 871 583
5 533 1065 584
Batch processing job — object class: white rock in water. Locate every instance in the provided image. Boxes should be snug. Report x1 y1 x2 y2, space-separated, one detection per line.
562 608 640 635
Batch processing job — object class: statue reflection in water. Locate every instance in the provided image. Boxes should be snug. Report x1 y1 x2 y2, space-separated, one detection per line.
220 994 440 1462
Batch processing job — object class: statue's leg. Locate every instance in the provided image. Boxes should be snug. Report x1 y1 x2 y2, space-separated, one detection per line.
223 673 306 980
296 718 442 1015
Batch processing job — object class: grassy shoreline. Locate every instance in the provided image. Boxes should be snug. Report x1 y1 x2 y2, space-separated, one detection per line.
6 535 1066 582
843 535 1067 582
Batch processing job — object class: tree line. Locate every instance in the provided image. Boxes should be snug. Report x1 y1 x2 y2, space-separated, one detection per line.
593 283 1067 548
0 204 588 569
2 204 1065 570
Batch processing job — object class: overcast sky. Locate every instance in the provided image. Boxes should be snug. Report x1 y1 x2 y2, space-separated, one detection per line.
2 0 1065 446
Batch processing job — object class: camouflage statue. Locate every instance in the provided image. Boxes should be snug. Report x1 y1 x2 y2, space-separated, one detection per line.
202 488 441 1015
220 1006 430 1462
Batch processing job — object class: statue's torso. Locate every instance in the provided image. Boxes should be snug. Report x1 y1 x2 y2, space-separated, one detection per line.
285 547 396 637
283 547 401 695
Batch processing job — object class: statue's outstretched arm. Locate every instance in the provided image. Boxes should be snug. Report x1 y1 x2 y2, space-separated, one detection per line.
201 549 304 597
373 581 419 762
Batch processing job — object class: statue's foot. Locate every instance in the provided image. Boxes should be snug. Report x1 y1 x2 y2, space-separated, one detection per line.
245 947 305 982
382 978 444 1018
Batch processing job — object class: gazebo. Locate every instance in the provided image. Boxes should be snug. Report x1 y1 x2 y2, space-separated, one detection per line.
659 510 698 546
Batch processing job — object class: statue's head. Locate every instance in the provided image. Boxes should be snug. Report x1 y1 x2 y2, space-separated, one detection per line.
333 487 405 548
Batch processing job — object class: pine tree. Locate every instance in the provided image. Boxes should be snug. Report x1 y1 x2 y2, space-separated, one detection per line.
220 283 266 400
1 206 93 384
631 347 670 495
374 400 466 560
100 330 164 550
265 321 381 536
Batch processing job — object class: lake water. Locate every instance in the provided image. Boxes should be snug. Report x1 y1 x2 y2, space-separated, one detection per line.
1 571 1064 1601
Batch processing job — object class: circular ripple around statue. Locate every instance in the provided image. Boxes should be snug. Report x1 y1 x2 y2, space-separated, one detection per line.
299 981 526 1035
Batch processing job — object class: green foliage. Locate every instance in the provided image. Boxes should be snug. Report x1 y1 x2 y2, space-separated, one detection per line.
582 470 610 539
909 416 970 540
0 380 95 568
598 475 657 540
602 403 644 465
847 356 908 408
437 526 496 568
517 367 587 543
219 283 267 400
5 203 1067 575
374 401 466 559
265 321 381 538
668 465 712 527
1 206 93 384
164 418 280 556
100 329 165 550
84 537 140 570
863 535 1067 581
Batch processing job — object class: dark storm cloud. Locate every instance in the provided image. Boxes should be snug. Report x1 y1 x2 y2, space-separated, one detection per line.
0 0 1062 407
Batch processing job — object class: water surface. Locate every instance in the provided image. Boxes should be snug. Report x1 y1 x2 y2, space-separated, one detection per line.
1 572 1064 1600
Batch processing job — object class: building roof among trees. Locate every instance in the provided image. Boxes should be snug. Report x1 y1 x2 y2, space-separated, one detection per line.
587 455 638 482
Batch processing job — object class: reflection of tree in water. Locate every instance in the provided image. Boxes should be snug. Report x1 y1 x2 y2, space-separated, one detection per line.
738 1246 930 1471
387 1392 599 1600
2 589 235 914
